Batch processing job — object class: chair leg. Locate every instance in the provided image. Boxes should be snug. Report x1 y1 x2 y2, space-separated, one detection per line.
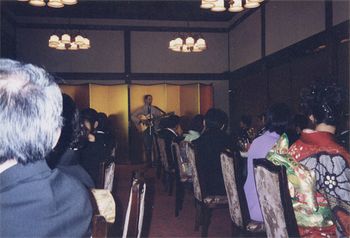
168 173 174 196
201 206 212 237
194 200 201 231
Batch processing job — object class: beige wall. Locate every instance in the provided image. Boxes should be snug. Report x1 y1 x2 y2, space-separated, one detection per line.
16 28 125 73
131 31 228 73
229 9 261 71
265 1 325 55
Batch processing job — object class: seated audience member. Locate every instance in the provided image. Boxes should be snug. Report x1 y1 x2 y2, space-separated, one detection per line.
96 112 116 160
237 115 256 154
193 108 233 196
158 115 184 169
244 103 290 225
183 114 204 142
0 59 92 237
79 108 110 186
47 94 94 188
256 112 267 137
288 83 350 237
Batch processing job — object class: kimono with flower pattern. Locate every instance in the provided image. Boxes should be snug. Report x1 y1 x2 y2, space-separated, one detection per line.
289 130 350 237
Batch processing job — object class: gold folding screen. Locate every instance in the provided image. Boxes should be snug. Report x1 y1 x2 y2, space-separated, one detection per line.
60 83 213 162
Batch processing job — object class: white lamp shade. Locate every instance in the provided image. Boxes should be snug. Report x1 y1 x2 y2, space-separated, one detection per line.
62 0 78 5
17 0 29 2
250 0 264 2
47 0 64 8
211 0 226 12
182 45 190 53
48 35 60 47
192 44 203 52
174 37 183 47
185 37 195 47
68 42 78 50
196 38 206 49
171 46 181 52
79 38 90 49
61 34 71 44
56 42 66 50
244 0 260 8
29 0 45 7
169 40 176 49
200 0 214 9
229 0 244 12
75 35 84 45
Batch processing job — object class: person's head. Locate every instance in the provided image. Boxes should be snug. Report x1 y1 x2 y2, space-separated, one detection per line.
163 115 182 134
96 112 108 132
300 83 345 128
265 103 290 135
293 114 309 134
189 114 204 133
240 115 252 129
0 59 63 164
204 108 228 131
144 94 153 106
80 108 98 133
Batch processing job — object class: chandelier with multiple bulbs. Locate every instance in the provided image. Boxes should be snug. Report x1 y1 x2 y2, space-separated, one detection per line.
17 0 77 8
49 34 90 50
169 34 207 53
201 0 263 12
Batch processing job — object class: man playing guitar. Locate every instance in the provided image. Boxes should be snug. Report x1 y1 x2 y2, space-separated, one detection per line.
131 94 165 166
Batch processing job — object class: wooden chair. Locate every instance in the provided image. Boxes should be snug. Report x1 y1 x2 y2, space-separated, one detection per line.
253 159 299 238
122 172 147 238
171 141 192 217
220 151 266 237
90 189 116 238
187 143 228 237
157 137 174 195
97 161 116 192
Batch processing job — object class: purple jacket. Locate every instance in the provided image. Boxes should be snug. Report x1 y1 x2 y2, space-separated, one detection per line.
244 130 280 222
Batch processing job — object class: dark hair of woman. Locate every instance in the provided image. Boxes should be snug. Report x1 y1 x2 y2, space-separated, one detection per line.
300 83 344 126
265 103 291 135
189 114 204 133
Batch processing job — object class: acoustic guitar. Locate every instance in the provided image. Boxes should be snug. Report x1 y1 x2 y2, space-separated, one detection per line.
137 112 174 132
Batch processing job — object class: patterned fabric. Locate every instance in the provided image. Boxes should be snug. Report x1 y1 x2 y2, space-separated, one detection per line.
289 130 350 237
254 165 289 238
104 162 115 192
172 141 192 182
267 134 335 229
157 137 169 171
187 144 202 201
220 152 243 227
91 189 116 223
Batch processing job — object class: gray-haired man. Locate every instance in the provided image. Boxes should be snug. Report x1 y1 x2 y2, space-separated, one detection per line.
0 59 92 237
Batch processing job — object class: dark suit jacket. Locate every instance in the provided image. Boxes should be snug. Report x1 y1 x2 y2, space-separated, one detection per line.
193 128 233 196
0 160 92 237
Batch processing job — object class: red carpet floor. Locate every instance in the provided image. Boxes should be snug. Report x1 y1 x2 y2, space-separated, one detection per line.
112 164 232 237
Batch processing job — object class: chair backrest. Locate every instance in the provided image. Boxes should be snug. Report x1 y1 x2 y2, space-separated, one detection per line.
122 174 147 238
171 141 191 182
90 191 108 238
253 159 299 238
220 151 243 228
187 143 202 201
98 161 107 189
157 137 169 171
104 162 116 192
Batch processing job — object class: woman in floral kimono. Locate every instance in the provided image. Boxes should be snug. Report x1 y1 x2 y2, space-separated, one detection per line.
288 84 350 237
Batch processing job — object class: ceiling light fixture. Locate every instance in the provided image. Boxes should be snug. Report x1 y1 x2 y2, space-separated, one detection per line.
49 33 90 50
201 0 263 12
17 0 78 8
169 34 207 53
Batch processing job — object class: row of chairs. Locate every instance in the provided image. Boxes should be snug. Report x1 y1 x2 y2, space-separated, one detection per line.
91 162 147 238
157 137 299 237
